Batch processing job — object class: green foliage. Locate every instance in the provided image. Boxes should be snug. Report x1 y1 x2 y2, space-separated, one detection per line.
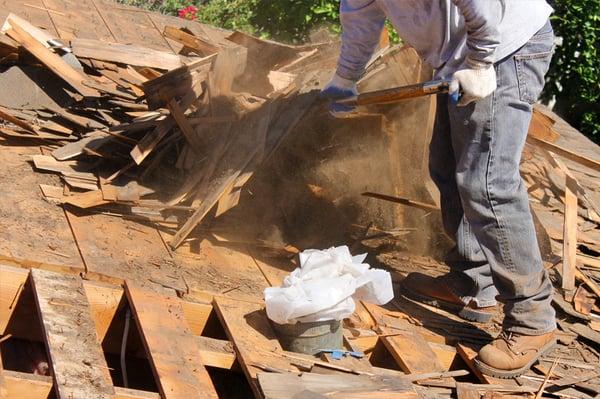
544 0 600 142
195 0 339 42
196 0 258 34
194 0 400 44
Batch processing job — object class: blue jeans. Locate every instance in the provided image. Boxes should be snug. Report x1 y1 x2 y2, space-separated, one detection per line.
429 21 556 335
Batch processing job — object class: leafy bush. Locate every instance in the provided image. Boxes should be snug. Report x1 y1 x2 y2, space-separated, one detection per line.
194 0 339 42
195 0 258 34
544 0 599 142
196 0 399 43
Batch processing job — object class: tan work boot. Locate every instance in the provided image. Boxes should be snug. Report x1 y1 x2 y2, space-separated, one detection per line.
475 330 557 378
401 272 495 323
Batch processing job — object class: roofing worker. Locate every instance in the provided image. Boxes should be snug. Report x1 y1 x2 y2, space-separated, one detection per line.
322 1 556 378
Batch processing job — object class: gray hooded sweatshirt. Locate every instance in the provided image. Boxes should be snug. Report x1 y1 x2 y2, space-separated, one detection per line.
337 0 553 80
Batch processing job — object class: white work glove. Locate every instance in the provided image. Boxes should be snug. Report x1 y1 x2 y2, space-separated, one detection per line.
450 61 497 107
321 74 359 117
322 73 358 98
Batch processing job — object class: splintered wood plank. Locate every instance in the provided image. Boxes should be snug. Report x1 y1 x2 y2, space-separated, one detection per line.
4 16 99 97
0 106 37 132
257 372 418 399
527 136 600 173
71 38 183 70
364 303 453 385
163 26 219 56
381 327 445 374
141 55 211 109
64 190 111 209
428 342 458 372
363 303 437 370
541 152 580 294
167 98 203 150
30 268 115 398
131 67 209 163
130 117 176 165
147 13 230 55
169 103 273 249
562 174 578 293
0 146 84 271
1 370 160 399
213 296 296 397
528 108 559 143
125 282 218 399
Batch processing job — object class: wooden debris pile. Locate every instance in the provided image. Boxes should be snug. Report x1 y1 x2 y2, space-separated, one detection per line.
0 11 335 249
516 109 600 349
333 294 600 399
1 4 600 398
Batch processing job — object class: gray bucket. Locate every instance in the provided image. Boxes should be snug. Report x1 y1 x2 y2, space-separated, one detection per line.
271 319 343 355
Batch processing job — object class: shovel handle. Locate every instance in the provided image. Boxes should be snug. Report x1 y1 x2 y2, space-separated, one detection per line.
336 78 461 106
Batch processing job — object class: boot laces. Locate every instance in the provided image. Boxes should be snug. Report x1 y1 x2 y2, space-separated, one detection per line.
499 331 520 352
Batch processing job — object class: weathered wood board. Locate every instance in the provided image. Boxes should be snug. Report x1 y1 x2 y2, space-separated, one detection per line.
0 145 84 271
65 209 186 291
125 282 218 399
258 372 419 399
381 327 445 374
30 268 115 398
71 38 183 70
1 369 163 399
213 296 295 397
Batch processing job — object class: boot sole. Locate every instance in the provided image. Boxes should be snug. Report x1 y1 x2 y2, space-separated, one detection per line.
474 338 557 379
400 282 493 323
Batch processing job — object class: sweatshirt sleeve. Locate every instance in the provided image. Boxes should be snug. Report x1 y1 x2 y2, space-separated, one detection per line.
451 0 503 67
336 0 386 81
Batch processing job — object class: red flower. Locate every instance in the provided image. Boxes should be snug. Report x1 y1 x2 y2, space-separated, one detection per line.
178 5 198 20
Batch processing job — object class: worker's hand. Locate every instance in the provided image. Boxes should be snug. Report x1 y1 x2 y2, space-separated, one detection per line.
322 73 358 98
449 61 497 107
321 73 358 117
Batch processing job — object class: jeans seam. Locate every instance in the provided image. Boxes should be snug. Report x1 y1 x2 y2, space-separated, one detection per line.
463 217 471 262
515 57 528 103
485 75 516 273
514 50 554 60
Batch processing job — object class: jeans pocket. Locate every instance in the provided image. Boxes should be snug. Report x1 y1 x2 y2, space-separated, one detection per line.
514 50 553 104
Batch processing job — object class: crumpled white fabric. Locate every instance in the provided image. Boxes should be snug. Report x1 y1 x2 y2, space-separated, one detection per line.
264 246 393 324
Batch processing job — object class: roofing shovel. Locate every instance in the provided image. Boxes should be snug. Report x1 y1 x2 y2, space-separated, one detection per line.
330 78 460 117
338 78 459 106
